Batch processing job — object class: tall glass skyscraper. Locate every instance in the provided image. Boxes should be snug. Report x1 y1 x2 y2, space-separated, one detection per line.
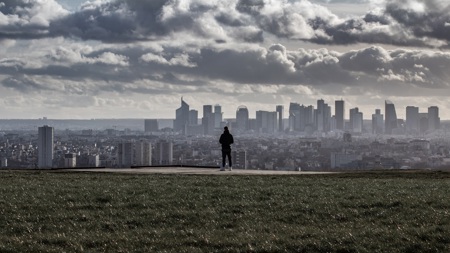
335 100 344 130
385 100 398 134
202 105 214 135
174 97 189 133
214 104 222 128
276 105 284 132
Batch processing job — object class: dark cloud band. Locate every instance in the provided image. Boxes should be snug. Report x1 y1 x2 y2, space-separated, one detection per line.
0 0 449 47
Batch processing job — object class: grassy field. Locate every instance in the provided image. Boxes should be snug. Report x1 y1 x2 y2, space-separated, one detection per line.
0 171 449 252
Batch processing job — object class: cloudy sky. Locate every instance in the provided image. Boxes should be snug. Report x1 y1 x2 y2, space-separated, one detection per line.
0 0 449 119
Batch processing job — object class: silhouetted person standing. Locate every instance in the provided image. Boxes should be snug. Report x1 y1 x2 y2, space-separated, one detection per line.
219 126 234 171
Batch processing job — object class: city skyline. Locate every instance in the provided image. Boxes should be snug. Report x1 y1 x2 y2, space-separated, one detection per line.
172 97 442 135
0 0 449 119
0 97 446 121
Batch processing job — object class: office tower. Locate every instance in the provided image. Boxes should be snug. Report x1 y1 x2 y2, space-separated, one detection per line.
419 113 429 133
405 106 419 132
305 105 315 129
202 105 215 135
189 110 198 126
316 99 331 132
316 99 325 131
349 108 357 131
276 105 284 132
203 105 212 116
349 108 363 133
428 106 440 131
38 125 54 168
154 140 173 165
289 103 300 131
289 103 315 132
385 100 398 134
232 150 247 169
236 106 249 132
135 140 152 166
268 111 278 133
335 100 344 130
372 109 384 134
117 142 133 167
354 112 363 133
330 116 337 131
256 111 277 133
174 97 189 133
144 119 159 132
214 104 222 128
325 104 331 132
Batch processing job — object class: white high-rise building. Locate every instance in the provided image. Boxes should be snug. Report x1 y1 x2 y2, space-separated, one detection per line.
154 140 173 165
135 141 152 166
64 153 77 168
117 142 134 167
38 125 54 169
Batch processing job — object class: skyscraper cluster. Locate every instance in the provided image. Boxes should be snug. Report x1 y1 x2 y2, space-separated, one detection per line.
171 98 440 135
404 105 440 134
175 98 228 135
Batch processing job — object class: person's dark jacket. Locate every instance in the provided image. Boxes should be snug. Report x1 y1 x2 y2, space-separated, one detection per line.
219 131 234 151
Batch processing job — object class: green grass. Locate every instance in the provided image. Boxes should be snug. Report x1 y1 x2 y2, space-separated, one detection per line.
0 171 449 252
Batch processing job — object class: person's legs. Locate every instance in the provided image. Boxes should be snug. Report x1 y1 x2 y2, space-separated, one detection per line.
221 150 227 168
227 150 232 169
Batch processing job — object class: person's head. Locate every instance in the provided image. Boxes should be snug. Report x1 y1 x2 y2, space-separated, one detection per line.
224 126 229 132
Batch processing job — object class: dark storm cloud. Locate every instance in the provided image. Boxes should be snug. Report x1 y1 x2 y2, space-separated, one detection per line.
384 0 450 42
0 0 68 38
49 0 168 42
2 75 56 93
0 0 449 47
2 43 450 97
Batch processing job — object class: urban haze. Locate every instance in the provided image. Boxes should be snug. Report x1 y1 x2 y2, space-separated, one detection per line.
0 97 449 170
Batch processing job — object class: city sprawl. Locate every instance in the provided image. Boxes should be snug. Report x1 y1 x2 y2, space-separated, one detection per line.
0 98 448 171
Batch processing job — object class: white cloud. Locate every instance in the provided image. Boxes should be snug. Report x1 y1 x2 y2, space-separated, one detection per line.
94 52 129 66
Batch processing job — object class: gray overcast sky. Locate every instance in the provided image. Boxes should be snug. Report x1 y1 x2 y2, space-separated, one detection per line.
0 0 449 119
